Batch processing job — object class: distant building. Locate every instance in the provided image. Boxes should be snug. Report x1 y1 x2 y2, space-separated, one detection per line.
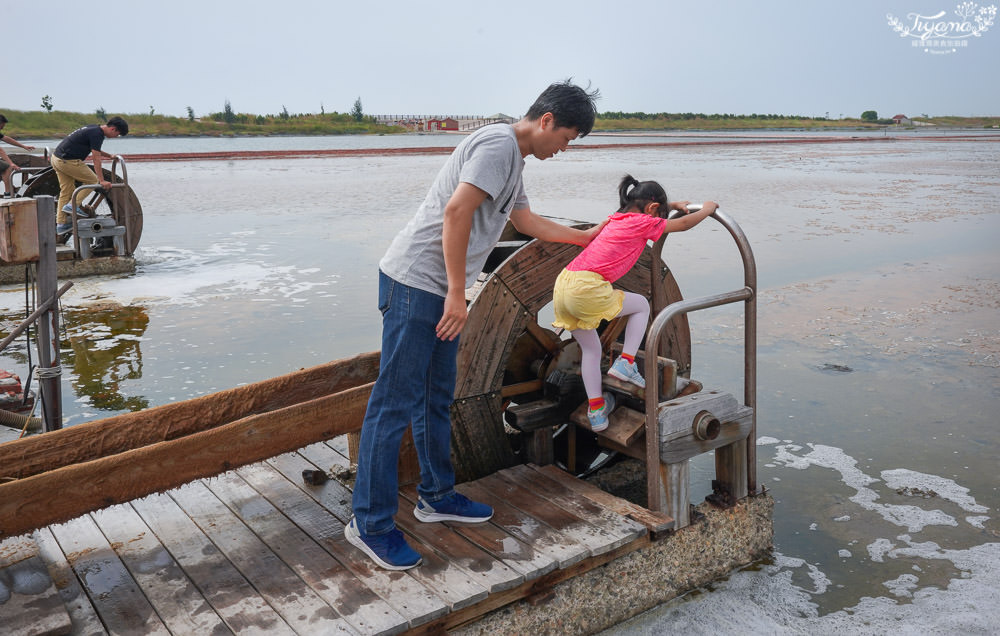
426 117 459 131
892 114 912 125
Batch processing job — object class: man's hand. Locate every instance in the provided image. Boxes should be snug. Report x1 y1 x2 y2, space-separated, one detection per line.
436 289 468 341
581 219 608 244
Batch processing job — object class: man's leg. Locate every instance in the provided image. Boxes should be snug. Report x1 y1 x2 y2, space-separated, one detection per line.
412 327 459 500
410 309 492 523
352 271 440 536
50 157 98 223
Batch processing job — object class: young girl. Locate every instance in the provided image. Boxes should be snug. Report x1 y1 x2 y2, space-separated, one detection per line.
552 175 718 431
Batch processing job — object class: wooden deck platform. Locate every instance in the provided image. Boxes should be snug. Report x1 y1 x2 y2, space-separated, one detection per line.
0 435 670 635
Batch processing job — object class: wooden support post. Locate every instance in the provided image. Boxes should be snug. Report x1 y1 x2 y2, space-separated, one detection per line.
522 428 554 467
34 196 62 432
714 438 748 501
658 461 690 529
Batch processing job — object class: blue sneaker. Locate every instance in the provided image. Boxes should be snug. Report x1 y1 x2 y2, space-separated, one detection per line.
344 517 422 570
587 391 616 432
413 492 493 523
56 222 73 235
608 356 646 389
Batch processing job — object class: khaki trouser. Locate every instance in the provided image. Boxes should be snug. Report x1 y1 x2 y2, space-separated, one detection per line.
50 156 98 223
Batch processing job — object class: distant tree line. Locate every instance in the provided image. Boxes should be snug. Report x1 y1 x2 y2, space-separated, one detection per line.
599 111 831 121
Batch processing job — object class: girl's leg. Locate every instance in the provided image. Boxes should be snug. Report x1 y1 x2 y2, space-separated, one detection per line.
619 292 650 357
571 328 604 399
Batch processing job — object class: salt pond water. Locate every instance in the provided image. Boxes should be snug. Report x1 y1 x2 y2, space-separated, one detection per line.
2 131 998 632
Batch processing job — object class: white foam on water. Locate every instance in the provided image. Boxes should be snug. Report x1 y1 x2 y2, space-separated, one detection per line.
0 243 337 311
602 438 1000 635
771 442 960 532
881 468 990 515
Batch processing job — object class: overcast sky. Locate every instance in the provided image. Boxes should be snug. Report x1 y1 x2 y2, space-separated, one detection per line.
4 0 997 120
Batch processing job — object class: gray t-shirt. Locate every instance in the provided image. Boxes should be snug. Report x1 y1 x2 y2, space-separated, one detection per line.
379 124 529 297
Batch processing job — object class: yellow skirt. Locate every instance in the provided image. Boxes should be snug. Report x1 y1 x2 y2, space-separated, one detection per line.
552 269 624 331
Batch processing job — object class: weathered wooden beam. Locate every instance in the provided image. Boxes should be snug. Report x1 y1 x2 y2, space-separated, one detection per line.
0 351 379 480
0 382 372 539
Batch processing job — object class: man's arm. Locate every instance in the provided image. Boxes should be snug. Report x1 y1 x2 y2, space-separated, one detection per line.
89 150 111 190
509 207 605 246
1 135 35 151
437 182 489 341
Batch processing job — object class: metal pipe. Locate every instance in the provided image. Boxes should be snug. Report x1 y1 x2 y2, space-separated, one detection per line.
0 281 73 353
642 209 759 512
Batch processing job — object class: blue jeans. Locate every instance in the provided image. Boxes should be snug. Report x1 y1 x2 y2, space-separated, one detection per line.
352 270 460 535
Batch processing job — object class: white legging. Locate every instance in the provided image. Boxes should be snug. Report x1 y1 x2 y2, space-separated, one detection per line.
572 291 650 400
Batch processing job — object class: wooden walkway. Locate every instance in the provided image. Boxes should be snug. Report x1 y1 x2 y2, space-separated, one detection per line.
0 434 668 635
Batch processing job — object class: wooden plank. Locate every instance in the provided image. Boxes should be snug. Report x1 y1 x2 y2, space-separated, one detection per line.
394 496 524 593
660 412 753 464
203 470 407 635
49 515 171 635
0 351 379 480
236 461 449 628
300 439 352 471
570 403 647 449
90 504 231 635
265 452 489 611
415 530 651 634
167 481 356 634
131 492 296 635
399 485 556 579
530 464 674 535
0 534 72 636
502 465 646 548
476 472 619 556
456 480 590 569
33 528 105 635
0 382 373 539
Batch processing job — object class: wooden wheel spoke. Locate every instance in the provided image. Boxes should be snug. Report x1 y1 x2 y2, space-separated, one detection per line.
501 379 545 398
524 320 560 355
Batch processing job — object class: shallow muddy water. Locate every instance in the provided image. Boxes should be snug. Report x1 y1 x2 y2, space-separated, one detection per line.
2 132 998 632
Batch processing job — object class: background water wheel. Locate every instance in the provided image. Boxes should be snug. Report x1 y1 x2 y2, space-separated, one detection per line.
12 154 143 255
450 223 692 482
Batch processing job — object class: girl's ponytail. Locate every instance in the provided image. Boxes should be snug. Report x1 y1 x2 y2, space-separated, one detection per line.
617 174 668 214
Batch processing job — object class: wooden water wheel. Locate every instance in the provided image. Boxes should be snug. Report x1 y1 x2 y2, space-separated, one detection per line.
11 153 143 255
450 223 692 482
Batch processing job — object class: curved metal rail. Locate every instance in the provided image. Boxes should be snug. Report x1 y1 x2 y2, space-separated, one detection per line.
643 207 758 512
67 155 129 257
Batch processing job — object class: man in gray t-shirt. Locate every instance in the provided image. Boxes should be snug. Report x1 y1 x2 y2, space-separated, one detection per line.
347 81 604 571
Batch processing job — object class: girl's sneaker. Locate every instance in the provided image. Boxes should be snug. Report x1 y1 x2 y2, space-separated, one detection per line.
587 391 616 432
608 356 646 389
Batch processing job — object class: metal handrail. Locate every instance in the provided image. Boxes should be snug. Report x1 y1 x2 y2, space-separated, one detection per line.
67 155 129 257
7 148 51 194
642 207 758 512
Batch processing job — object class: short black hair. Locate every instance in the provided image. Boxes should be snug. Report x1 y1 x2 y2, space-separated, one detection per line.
525 80 600 137
107 116 129 136
0 114 7 125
